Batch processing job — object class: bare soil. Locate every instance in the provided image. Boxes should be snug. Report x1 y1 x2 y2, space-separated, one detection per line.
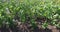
0 17 60 32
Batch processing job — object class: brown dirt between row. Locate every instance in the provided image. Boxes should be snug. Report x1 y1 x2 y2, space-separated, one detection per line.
0 17 60 32
0 24 60 32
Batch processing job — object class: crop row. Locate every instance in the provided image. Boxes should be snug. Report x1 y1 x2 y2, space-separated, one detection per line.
0 0 60 29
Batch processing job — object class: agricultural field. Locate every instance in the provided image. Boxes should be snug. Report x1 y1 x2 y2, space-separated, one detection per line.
0 0 60 32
